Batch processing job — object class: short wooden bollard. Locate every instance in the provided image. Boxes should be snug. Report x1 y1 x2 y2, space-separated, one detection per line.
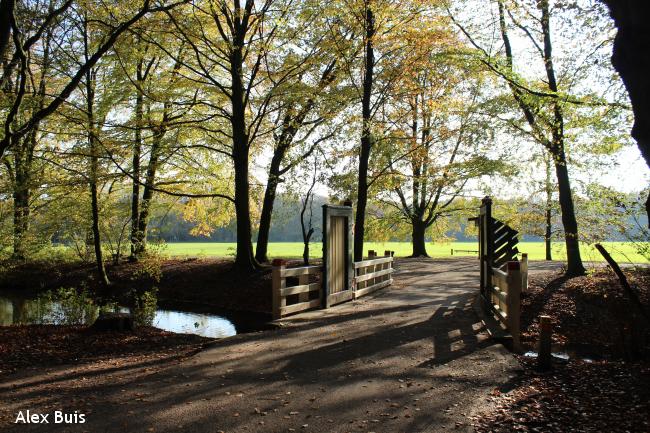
538 315 553 370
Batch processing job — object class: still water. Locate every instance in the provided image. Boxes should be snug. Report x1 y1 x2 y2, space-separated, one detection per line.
0 292 237 338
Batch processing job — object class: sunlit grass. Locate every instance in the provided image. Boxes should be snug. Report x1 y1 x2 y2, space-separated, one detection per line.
160 241 648 263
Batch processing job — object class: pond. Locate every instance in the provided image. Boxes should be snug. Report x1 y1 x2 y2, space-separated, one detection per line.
0 289 247 338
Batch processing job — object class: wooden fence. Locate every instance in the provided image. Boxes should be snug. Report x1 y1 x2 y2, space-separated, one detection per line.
272 251 394 319
272 263 322 320
354 251 394 298
488 260 524 350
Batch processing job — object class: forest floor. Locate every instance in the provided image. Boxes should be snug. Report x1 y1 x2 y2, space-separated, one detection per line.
1 257 521 432
0 325 211 376
2 258 649 432
473 268 650 432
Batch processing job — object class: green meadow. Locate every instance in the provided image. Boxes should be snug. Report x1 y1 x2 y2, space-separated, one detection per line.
161 241 648 264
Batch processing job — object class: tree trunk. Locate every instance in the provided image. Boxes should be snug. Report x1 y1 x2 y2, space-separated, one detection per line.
11 298 26 324
554 152 585 276
255 154 283 263
84 21 109 286
539 0 585 276
303 243 309 265
604 1 650 225
129 60 144 259
12 181 29 260
89 151 109 286
545 206 552 261
544 153 552 261
129 67 143 260
411 219 428 257
134 129 162 255
230 43 258 272
0 0 15 63
354 2 375 262
11 139 30 260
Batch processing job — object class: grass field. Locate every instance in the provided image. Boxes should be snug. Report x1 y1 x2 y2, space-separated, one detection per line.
161 241 649 264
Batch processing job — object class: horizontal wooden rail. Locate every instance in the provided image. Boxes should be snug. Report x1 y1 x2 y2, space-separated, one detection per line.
355 267 392 283
280 282 321 297
354 256 392 268
282 266 320 277
272 262 322 319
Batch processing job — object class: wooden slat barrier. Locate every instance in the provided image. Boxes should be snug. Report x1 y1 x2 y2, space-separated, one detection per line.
272 262 322 319
353 253 394 299
272 251 395 320
488 261 523 350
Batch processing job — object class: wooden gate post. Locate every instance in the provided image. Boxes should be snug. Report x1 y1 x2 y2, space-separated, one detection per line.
384 250 391 283
521 253 529 292
506 261 522 352
322 204 354 308
272 259 287 320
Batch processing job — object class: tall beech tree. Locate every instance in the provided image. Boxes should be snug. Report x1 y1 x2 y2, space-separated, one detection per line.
112 24 193 259
5 5 54 259
255 59 340 263
495 0 604 274
377 56 507 257
328 0 436 261
82 13 110 286
448 0 627 276
496 0 585 275
162 0 315 271
355 0 376 262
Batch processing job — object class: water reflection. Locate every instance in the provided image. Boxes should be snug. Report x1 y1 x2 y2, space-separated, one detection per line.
153 310 236 338
0 291 237 338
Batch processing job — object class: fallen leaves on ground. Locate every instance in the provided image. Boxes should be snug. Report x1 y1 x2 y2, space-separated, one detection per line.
473 357 650 433
474 267 650 432
0 325 212 375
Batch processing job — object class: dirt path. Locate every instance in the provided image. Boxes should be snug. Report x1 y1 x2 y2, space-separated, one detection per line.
1 258 555 433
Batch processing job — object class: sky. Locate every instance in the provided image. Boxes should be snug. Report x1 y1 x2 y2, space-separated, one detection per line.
597 145 649 193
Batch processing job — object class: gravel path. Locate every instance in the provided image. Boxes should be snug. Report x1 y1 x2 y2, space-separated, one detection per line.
1 257 553 433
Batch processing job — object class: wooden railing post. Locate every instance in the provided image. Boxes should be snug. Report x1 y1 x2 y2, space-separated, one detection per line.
521 253 528 293
384 250 391 283
272 259 287 320
506 261 522 352
368 250 377 287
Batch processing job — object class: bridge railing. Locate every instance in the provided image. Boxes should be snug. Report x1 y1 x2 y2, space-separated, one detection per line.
272 262 322 320
353 252 394 299
272 250 395 319
489 260 524 350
